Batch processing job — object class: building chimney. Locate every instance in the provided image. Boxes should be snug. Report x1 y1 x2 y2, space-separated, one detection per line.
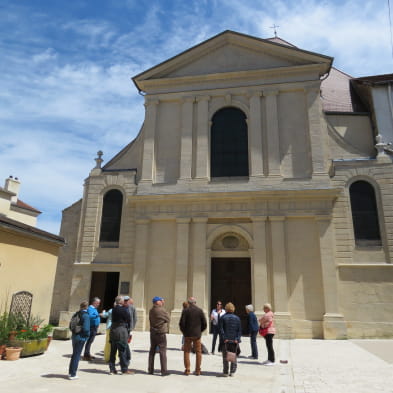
4 176 20 203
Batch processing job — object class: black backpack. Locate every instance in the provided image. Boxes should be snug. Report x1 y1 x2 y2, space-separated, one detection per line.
69 311 83 334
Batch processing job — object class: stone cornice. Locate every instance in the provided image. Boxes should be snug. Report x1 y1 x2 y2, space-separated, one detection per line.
137 63 327 94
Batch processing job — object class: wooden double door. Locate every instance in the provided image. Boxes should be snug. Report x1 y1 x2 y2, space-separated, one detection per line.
210 258 251 334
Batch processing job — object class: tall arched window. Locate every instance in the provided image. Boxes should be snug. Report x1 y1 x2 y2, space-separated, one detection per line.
349 180 381 244
99 189 123 244
210 107 249 177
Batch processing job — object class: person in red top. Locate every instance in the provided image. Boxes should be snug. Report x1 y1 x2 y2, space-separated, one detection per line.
258 303 276 365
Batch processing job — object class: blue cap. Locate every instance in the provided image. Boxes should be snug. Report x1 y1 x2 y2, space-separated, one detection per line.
152 296 163 303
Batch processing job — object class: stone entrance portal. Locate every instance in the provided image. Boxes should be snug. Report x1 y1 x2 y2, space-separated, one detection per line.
210 257 251 334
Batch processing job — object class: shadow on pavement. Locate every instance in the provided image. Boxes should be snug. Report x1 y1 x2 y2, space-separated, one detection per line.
41 374 69 380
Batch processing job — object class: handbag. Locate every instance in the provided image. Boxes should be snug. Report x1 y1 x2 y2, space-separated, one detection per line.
259 321 272 337
225 342 238 363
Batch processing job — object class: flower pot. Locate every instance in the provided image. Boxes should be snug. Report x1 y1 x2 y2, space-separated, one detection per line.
10 338 48 357
5 347 22 361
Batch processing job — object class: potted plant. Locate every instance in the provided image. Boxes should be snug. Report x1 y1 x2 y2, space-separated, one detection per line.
9 315 53 357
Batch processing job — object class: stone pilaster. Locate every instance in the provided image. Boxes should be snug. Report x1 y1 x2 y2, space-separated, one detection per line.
269 216 292 338
249 92 264 178
251 216 269 316
131 218 150 330
315 215 347 339
170 218 191 333
140 99 158 183
264 90 281 177
305 87 329 177
195 96 210 180
179 97 194 181
190 217 208 310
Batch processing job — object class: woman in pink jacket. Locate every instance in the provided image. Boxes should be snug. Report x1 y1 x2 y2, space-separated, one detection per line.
258 303 276 365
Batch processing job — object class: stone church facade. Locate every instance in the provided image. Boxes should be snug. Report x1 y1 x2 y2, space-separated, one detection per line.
51 31 393 339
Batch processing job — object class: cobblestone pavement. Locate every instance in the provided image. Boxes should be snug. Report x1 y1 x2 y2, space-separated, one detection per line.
1 333 392 393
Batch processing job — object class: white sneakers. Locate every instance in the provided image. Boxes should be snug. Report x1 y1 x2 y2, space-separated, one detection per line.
68 375 79 380
261 360 275 366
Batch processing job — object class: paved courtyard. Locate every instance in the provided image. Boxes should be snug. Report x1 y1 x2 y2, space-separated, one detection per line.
1 332 393 393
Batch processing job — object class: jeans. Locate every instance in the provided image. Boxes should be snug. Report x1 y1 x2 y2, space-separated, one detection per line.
264 334 275 362
250 330 258 359
83 326 97 357
109 340 130 372
211 324 222 353
148 332 167 374
68 336 85 377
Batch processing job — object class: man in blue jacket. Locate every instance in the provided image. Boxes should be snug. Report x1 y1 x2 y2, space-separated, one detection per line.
83 297 102 360
68 301 90 380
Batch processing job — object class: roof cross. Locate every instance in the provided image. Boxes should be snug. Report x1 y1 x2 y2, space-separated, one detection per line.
270 24 280 37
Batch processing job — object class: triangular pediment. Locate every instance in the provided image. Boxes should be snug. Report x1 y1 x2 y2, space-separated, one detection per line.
133 31 332 91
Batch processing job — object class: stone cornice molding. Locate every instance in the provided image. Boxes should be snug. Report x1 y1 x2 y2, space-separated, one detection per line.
136 63 329 93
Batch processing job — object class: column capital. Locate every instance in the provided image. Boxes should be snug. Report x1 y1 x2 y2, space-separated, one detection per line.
249 90 262 98
263 89 279 97
196 95 210 102
251 215 267 222
269 216 286 222
176 217 191 224
315 214 332 222
135 218 150 225
144 98 159 107
182 96 195 103
192 216 208 223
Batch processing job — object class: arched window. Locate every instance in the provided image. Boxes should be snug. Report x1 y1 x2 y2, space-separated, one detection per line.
99 189 123 244
210 107 249 177
349 180 381 244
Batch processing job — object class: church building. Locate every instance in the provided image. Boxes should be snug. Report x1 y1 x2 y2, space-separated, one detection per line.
51 31 393 339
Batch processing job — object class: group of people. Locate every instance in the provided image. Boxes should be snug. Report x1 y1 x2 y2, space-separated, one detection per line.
68 295 275 379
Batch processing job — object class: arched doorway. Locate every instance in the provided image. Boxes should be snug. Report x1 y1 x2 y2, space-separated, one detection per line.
209 232 252 334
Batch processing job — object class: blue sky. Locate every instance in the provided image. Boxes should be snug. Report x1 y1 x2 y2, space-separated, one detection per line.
1 0 392 234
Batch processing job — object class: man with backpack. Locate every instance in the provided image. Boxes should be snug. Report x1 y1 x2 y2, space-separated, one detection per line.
68 301 90 380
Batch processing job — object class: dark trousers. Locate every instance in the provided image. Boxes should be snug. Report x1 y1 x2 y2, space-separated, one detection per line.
83 326 97 357
211 324 222 353
250 330 258 359
148 332 167 374
68 337 85 377
264 334 275 362
222 342 238 375
109 340 129 372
